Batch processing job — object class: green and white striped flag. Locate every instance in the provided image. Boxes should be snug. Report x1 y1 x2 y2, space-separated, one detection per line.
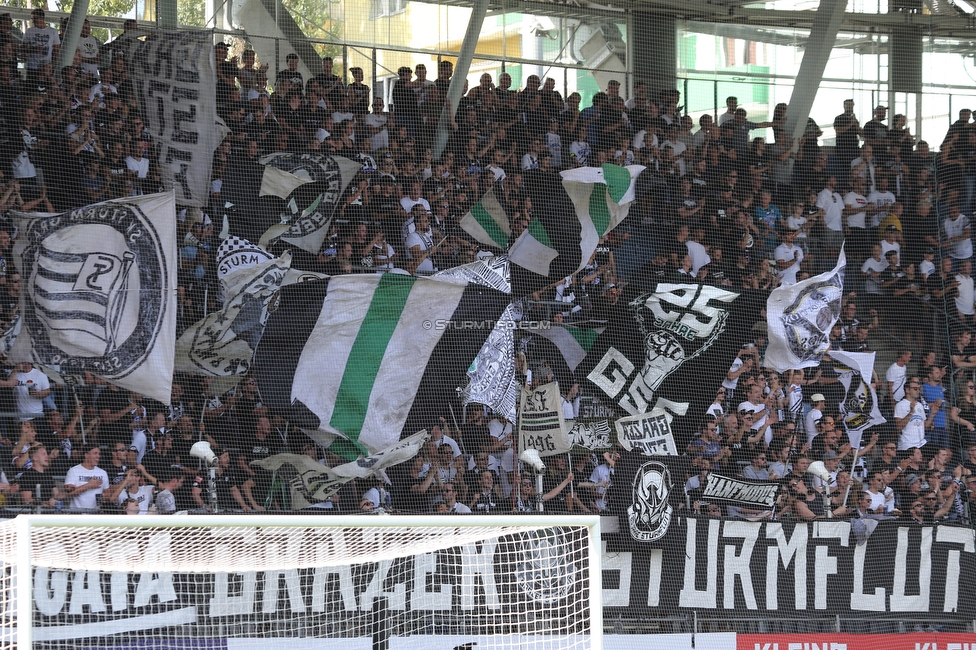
534 324 602 373
255 273 510 460
508 164 643 277
459 187 510 249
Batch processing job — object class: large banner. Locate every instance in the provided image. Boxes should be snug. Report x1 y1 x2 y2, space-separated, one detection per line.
127 30 223 207
10 193 178 403
602 518 975 616
578 279 760 448
18 519 974 644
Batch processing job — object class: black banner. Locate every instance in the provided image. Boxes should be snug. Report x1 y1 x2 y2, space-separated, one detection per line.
603 518 976 615
578 279 762 448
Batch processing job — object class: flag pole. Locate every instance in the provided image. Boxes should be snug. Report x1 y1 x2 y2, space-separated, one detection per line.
73 387 86 445
842 444 861 507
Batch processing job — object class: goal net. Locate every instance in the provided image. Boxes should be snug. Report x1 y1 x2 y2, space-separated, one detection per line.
0 514 601 650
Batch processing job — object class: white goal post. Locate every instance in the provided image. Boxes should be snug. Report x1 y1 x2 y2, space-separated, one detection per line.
0 514 602 650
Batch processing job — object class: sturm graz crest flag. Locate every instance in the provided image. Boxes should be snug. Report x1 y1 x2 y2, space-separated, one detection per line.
10 193 178 403
578 273 760 449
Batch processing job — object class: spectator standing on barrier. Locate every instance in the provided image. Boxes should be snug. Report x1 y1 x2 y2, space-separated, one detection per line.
63 443 108 511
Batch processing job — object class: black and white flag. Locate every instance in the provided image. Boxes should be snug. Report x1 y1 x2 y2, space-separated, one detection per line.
829 349 887 448
765 249 845 372
256 153 361 255
176 253 291 378
436 256 519 419
215 237 275 291
10 193 178 403
569 419 613 450
578 274 760 447
126 31 226 207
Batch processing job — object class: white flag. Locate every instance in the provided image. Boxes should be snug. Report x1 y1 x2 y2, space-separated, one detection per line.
765 248 845 372
251 453 349 503
332 429 430 479
126 31 221 207
10 192 178 403
828 349 887 448
215 237 274 291
257 153 361 255
176 253 291 377
519 382 571 457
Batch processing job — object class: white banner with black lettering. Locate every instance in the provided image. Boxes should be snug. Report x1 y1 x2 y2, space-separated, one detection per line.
518 381 571 457
615 409 678 455
126 30 223 207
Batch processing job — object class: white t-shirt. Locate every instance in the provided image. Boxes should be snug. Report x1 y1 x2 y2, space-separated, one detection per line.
686 240 710 277
774 242 804 286
722 357 745 392
886 363 908 403
816 189 844 231
944 214 973 260
956 273 975 316
64 464 109 510
118 484 155 514
880 240 900 260
24 25 60 69
405 229 436 273
786 214 809 239
77 34 100 76
805 407 823 446
126 156 149 179
844 191 869 229
862 256 888 294
14 368 50 418
867 190 895 228
894 399 926 450
399 196 430 215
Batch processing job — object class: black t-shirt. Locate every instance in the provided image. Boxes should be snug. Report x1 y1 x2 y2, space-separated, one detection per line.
193 467 244 511
142 449 180 481
18 469 57 503
833 112 860 159
96 387 132 446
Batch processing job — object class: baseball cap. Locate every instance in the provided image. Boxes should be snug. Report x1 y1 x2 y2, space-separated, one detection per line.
811 393 826 403
127 445 139 452
823 450 839 460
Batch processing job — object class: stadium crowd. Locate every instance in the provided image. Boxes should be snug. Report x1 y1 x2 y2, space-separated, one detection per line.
0 11 973 523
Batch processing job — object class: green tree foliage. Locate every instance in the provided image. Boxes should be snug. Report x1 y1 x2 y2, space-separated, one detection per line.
55 0 136 19
282 0 342 58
